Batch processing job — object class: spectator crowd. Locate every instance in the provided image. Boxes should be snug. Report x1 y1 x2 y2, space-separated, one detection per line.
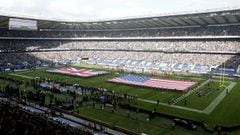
0 40 239 53
0 24 239 73
0 101 91 135
0 25 240 38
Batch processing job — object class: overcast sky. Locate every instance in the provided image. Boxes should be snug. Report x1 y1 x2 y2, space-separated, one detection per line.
0 0 239 21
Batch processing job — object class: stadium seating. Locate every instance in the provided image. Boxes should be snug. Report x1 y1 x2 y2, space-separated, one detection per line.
0 23 239 75
0 25 240 37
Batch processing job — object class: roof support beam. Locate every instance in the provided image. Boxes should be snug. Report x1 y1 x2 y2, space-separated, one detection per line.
201 17 215 24
235 15 240 22
172 18 188 26
149 20 165 27
159 19 178 26
197 17 209 24
38 21 51 27
126 21 150 28
42 23 54 29
140 20 160 28
178 18 194 25
0 20 7 25
211 17 219 24
222 16 230 23
154 20 170 27
50 23 61 29
188 18 203 25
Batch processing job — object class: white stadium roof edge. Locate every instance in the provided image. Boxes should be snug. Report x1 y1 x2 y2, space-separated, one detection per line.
0 7 240 30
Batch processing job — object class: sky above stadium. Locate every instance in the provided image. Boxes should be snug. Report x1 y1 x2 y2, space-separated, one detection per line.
0 0 239 21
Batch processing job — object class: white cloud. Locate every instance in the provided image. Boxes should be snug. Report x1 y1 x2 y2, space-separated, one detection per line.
99 6 149 19
0 0 239 21
48 0 94 15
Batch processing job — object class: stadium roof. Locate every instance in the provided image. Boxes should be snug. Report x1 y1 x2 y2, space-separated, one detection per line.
0 8 240 30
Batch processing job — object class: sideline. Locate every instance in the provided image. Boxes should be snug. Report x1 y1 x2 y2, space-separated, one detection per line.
9 71 237 114
9 73 34 79
138 82 236 114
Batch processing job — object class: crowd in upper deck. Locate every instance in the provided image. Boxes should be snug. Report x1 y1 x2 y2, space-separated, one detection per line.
0 25 240 38
0 40 239 53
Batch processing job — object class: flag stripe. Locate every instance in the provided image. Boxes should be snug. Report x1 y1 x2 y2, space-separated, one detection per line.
46 68 107 77
109 74 195 91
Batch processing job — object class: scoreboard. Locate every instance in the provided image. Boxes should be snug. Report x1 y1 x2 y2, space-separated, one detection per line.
9 18 37 31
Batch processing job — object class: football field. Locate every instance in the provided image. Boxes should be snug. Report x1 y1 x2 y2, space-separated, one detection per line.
3 64 240 134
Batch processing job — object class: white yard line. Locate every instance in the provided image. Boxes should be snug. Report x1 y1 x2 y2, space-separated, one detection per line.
138 81 236 114
172 79 210 104
138 98 204 113
9 71 237 115
9 73 34 79
203 82 236 114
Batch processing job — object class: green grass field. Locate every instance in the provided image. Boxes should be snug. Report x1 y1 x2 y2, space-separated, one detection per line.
176 81 229 110
2 64 240 135
77 104 208 135
14 69 184 103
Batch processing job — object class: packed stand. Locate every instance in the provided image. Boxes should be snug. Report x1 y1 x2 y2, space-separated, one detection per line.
0 101 91 135
0 51 237 66
0 40 239 53
0 25 240 38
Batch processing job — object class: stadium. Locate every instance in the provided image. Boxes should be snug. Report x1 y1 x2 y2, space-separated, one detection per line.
0 2 240 135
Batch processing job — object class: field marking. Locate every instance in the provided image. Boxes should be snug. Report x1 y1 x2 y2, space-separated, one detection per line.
203 82 236 114
9 73 34 79
138 81 236 114
138 98 203 113
9 70 237 115
172 79 211 104
16 70 35 74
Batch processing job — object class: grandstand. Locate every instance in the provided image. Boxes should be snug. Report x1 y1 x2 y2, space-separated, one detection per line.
0 8 239 75
0 7 240 135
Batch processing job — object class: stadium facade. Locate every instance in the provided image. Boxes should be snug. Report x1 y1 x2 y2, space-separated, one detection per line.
0 8 240 135
0 8 239 75
0 8 240 30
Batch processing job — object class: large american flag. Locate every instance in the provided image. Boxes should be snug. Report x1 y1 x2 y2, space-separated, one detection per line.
46 67 107 77
108 74 195 91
